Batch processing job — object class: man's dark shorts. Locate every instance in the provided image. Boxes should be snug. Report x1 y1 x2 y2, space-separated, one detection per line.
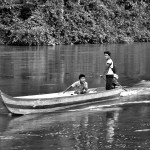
106 75 114 90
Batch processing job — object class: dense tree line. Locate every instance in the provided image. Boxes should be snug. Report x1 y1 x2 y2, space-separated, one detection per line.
0 0 150 46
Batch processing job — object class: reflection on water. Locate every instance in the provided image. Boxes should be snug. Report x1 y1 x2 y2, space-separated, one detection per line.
0 43 150 96
1 43 150 149
0 108 122 150
0 45 105 96
1 103 150 150
106 111 119 145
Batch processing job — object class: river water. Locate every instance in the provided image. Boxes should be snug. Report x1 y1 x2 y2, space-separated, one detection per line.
0 43 150 150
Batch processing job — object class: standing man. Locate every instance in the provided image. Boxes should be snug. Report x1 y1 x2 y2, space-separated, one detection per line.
100 51 114 90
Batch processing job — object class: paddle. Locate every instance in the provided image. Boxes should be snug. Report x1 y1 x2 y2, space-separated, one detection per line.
63 85 72 94
100 76 127 91
63 84 96 94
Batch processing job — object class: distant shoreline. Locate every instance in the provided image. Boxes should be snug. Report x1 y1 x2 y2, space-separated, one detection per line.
0 0 150 46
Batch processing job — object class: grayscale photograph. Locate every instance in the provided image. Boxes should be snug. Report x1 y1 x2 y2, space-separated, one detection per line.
0 0 150 150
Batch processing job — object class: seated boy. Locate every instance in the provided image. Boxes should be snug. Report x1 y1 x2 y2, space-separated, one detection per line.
63 74 88 94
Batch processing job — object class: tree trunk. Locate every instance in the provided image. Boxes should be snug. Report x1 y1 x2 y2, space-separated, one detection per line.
77 0 80 5
60 0 64 21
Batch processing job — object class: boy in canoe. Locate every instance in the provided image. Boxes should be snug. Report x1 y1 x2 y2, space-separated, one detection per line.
63 74 88 94
100 51 117 90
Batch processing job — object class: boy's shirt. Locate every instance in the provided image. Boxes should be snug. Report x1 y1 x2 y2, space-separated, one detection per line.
106 58 114 75
71 81 88 94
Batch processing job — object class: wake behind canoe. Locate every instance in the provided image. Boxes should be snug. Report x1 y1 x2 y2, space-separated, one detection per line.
0 87 123 115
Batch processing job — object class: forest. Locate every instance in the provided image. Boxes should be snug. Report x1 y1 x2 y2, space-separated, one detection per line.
0 0 150 46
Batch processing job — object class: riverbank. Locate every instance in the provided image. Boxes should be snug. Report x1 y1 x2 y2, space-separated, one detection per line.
0 0 150 46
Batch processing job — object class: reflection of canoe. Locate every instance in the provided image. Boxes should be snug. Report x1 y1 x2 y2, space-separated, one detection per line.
0 87 123 115
3 112 85 133
3 107 122 134
1 107 121 150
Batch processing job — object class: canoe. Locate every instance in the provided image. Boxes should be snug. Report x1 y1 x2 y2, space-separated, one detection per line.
0 87 123 115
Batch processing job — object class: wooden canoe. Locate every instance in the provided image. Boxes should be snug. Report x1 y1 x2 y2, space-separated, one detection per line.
0 87 123 115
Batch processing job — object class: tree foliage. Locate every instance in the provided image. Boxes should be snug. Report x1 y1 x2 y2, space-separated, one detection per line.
0 0 150 45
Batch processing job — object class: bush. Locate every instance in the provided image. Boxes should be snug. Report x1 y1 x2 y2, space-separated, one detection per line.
0 0 150 45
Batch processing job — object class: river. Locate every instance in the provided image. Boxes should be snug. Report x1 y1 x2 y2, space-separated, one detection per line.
0 43 150 150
